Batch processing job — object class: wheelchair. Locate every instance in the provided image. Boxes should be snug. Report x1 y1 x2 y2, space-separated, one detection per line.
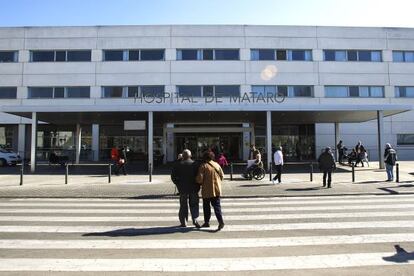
244 162 266 180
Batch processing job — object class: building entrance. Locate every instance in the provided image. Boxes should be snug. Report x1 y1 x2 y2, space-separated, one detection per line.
175 133 242 160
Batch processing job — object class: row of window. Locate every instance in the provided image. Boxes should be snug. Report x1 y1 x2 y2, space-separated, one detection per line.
2 86 414 99
3 49 414 63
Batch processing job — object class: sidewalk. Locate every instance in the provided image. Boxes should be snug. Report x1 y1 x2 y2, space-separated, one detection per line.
0 161 413 198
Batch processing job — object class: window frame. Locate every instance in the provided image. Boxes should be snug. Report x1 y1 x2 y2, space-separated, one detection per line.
0 51 18 63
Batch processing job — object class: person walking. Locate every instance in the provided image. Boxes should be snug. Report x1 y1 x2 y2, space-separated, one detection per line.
115 145 128 176
170 149 201 228
272 146 284 184
196 150 225 231
384 143 397 182
355 141 366 167
318 147 336 188
336 140 344 164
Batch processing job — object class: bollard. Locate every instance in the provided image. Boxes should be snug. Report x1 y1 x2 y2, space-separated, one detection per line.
396 163 399 183
149 163 153 182
65 164 69 184
108 163 112 183
19 163 24 186
269 162 273 181
230 163 233 181
352 163 355 183
310 162 313 182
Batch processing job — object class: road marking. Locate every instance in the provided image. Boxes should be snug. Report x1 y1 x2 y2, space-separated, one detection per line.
0 252 411 271
1 233 414 249
1 211 414 222
0 220 413 233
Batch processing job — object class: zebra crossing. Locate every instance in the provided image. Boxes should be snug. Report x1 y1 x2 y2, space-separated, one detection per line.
0 194 413 274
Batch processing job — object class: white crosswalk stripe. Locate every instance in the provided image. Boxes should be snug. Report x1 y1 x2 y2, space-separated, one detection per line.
0 194 413 273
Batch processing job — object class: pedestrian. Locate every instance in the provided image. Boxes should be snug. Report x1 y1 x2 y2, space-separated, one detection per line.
355 141 366 167
217 153 228 168
115 145 128 176
318 147 336 188
196 150 225 231
336 140 344 164
384 143 397 182
170 149 201 228
272 146 283 184
250 144 260 160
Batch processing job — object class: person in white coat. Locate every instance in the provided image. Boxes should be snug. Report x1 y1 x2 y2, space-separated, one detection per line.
272 146 284 184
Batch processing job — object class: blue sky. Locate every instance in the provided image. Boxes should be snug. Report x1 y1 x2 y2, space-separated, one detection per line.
1 0 414 27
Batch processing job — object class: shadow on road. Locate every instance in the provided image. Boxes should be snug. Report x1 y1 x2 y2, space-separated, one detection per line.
383 245 414 263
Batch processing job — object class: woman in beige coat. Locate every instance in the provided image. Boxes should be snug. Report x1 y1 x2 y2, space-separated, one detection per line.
196 150 225 230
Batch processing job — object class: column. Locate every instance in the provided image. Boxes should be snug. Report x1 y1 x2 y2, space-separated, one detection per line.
92 124 99 161
377 110 384 169
30 112 37 172
334 122 339 161
18 124 26 158
266 111 272 170
75 124 82 164
148 111 154 172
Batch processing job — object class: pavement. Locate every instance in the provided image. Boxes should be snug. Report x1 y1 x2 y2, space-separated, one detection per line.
0 161 413 198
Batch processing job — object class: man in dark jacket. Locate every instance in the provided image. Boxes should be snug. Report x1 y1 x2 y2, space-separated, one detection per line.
384 143 397 181
171 149 201 228
318 147 336 188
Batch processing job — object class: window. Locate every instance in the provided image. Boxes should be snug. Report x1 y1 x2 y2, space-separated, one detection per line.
102 87 123 98
214 49 239 60
393 51 414 62
177 86 202 97
203 86 214 97
177 85 240 97
31 51 55 62
251 85 312 97
29 87 54 98
214 85 240 97
140 49 164 61
203 50 214 60
395 86 414 98
251 49 275 60
127 86 139 98
251 49 311 61
324 50 381 61
177 49 199 60
66 87 90 98
397 134 414 145
276 50 287 60
104 50 124 61
128 50 140 61
0 51 18 62
291 86 312 97
141 86 164 97
29 87 90 98
66 50 91 62
0 87 17 99
31 50 91 62
325 86 384 97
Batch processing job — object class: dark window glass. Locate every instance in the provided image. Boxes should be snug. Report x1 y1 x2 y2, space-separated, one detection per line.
31 51 55 62
104 50 124 61
203 86 214 97
67 50 91 61
276 50 287 60
177 86 202 97
103 86 123 98
66 87 90 98
29 87 54 98
179 49 198 60
141 86 164 97
349 86 359 97
293 86 312 97
258 49 275 60
277 86 288 97
214 85 240 97
203 49 214 60
347 50 358 61
324 50 335 61
128 50 140 61
0 87 17 99
140 49 164 61
127 86 139 98
291 50 306 61
55 51 66 61
397 134 414 145
214 49 239 60
0 51 17 62
398 87 406 97
54 87 65 98
358 51 371 61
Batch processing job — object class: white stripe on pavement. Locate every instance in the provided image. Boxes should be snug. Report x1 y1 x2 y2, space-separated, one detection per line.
1 211 414 222
1 233 414 249
0 220 413 233
3 197 414 207
1 204 413 213
0 252 410 271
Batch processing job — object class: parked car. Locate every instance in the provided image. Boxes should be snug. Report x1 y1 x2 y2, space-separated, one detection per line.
0 149 22 167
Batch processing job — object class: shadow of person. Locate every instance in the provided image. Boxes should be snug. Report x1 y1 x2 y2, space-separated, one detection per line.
82 225 217 237
382 245 414 263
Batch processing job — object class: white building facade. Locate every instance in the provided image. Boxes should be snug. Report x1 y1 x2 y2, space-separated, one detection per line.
0 25 413 171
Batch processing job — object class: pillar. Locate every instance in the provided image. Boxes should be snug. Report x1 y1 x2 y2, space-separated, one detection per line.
334 122 339 161
266 111 272 171
18 124 26 158
30 112 37 172
148 111 154 172
92 124 99 161
377 110 384 169
75 124 82 164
